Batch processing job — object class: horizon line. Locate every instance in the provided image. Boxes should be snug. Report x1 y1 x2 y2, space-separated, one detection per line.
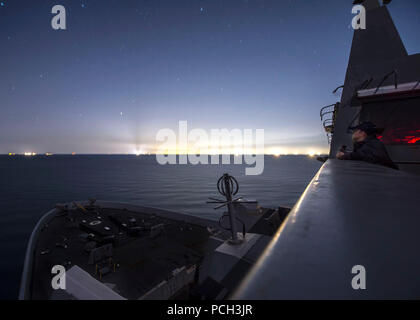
2 153 328 156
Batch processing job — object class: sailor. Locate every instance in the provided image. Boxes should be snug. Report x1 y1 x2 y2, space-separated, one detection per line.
336 121 398 169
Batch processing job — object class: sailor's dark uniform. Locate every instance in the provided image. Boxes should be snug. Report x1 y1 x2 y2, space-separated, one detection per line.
340 135 398 170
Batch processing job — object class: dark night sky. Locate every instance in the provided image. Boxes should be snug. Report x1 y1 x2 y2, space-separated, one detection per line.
1 0 419 154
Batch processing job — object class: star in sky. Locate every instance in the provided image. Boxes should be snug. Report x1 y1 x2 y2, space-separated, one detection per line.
0 2 5 7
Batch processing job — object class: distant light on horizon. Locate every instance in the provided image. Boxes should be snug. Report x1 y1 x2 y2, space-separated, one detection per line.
133 149 144 156
306 150 322 157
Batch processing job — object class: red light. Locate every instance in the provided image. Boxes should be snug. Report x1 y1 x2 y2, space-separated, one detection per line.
407 137 420 144
378 127 420 145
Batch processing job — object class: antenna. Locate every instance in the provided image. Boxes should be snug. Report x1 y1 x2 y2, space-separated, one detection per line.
207 173 254 244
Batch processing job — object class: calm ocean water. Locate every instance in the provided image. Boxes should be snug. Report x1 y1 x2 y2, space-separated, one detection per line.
0 155 321 299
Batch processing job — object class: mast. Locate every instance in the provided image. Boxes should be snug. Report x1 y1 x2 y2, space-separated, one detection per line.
330 0 408 157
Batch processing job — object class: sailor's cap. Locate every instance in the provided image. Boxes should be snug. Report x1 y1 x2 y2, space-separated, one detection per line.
349 121 378 135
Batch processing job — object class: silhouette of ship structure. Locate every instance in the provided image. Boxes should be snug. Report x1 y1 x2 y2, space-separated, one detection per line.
20 0 420 299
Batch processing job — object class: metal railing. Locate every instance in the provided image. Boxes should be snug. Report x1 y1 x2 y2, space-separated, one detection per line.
320 102 339 144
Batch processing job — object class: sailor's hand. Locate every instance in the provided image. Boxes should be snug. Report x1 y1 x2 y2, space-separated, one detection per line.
336 151 345 159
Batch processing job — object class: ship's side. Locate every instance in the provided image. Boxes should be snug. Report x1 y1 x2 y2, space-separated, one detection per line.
233 0 420 299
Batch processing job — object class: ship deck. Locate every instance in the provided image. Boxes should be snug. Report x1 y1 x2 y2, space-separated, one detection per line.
27 205 230 300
